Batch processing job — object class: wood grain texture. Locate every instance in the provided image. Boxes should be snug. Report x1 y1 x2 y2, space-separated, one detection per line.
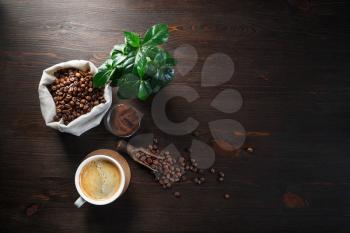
1 0 350 232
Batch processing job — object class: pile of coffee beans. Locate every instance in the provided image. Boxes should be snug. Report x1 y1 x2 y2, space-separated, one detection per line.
130 138 231 198
48 68 106 125
135 148 186 189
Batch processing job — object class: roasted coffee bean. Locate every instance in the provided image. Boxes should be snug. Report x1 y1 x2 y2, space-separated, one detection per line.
173 191 181 198
218 171 225 177
146 157 153 165
210 168 216 174
224 193 230 199
48 68 105 125
246 147 254 153
218 177 224 182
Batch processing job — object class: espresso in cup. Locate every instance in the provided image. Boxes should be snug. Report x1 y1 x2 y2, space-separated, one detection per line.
80 159 121 200
74 150 131 207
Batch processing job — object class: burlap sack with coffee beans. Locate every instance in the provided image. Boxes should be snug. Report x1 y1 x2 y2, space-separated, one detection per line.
38 60 112 136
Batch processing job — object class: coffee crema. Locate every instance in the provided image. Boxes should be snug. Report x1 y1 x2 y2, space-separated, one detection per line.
80 159 121 200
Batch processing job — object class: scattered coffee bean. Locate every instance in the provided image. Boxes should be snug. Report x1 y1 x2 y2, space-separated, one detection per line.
153 138 158 144
246 147 254 153
25 203 40 217
128 139 230 195
174 191 181 198
224 193 230 199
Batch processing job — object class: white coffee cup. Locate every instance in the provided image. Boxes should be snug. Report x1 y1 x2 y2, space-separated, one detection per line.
74 154 128 207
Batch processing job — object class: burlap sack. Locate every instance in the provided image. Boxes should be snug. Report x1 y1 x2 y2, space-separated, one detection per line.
38 60 112 136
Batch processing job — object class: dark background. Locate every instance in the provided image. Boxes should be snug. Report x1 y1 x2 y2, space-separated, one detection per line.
1 0 350 232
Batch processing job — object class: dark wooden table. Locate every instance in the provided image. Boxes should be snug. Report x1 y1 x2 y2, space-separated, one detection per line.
1 0 350 232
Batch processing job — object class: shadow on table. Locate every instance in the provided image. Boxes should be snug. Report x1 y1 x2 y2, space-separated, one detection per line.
57 125 114 161
85 192 136 233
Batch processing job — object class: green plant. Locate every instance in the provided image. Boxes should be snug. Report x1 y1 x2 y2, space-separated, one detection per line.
93 24 176 101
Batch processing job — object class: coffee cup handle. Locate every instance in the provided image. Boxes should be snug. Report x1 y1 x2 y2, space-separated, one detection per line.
74 197 86 208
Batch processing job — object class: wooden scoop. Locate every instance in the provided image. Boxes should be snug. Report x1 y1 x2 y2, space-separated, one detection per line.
116 140 164 172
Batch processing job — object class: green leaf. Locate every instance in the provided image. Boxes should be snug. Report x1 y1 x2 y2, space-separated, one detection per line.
143 24 169 46
138 80 152 101
111 44 125 54
146 63 157 77
156 66 174 83
164 51 176 66
134 49 149 78
136 55 148 78
124 31 140 48
95 24 176 99
93 66 114 88
149 48 176 66
150 78 163 93
144 46 161 59
117 73 140 99
153 50 167 66
111 53 127 65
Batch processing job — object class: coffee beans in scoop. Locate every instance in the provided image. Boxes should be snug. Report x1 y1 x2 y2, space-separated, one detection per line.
48 68 106 125
122 138 232 200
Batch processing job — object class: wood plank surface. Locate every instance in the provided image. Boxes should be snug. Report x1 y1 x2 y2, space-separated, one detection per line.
1 0 350 232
